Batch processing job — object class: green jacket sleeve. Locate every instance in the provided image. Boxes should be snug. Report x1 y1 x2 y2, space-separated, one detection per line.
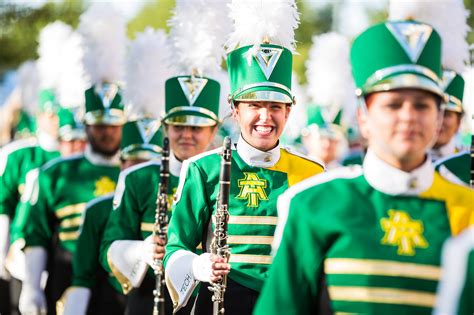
99 171 142 274
0 151 20 218
163 162 211 267
72 201 106 288
253 197 323 315
22 169 54 249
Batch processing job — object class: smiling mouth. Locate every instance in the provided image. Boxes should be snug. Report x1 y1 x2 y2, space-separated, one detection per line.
254 126 274 136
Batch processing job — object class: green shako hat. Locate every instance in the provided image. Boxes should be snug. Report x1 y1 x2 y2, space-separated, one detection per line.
84 83 125 126
58 107 86 141
38 89 60 113
351 21 444 99
304 32 354 140
226 1 300 104
388 0 470 111
163 76 220 126
164 0 230 126
120 119 162 160
122 29 170 159
441 70 464 113
227 45 293 104
303 106 345 139
78 4 127 126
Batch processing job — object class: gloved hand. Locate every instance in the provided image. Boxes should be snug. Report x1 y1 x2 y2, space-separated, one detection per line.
0 214 10 280
141 234 166 269
57 287 91 315
19 285 47 315
19 246 47 315
192 253 231 283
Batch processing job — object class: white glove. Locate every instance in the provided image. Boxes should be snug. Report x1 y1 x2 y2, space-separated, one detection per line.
57 287 91 315
192 252 213 283
19 247 47 315
107 238 152 290
141 234 160 269
0 214 10 280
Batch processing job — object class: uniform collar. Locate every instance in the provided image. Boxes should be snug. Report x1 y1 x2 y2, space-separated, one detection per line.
170 152 182 177
363 149 434 196
37 132 58 152
236 134 280 168
84 144 120 167
430 138 457 162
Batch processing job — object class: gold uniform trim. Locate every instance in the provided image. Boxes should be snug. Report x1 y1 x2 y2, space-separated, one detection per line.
227 235 273 245
328 286 436 308
59 231 80 242
228 216 278 225
107 249 133 295
140 222 154 232
60 217 83 229
56 203 87 219
229 254 272 265
325 258 441 281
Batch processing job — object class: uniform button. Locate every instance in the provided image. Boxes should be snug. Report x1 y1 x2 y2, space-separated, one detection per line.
264 156 271 162
408 178 417 189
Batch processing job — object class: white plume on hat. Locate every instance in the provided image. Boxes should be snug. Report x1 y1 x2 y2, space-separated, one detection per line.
57 31 89 108
285 73 309 141
168 0 231 77
306 32 355 122
461 66 473 134
17 61 41 115
389 0 471 73
124 28 172 120
37 21 73 90
227 0 300 57
78 3 127 85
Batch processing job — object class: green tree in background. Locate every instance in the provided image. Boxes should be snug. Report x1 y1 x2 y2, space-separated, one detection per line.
0 0 472 79
0 0 83 74
127 0 175 38
294 1 333 84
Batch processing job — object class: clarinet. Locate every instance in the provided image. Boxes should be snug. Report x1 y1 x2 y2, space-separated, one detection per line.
470 133 473 188
153 137 170 315
209 137 232 315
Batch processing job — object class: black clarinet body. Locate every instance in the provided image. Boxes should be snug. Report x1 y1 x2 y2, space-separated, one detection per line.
153 137 170 315
209 137 232 315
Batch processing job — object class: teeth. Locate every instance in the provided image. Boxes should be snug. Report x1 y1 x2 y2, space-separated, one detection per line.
255 126 272 133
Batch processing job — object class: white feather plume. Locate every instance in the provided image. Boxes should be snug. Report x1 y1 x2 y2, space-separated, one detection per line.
78 3 127 85
285 73 309 141
37 21 73 90
461 66 473 134
17 61 41 115
57 31 89 108
389 0 470 73
124 28 173 120
227 0 300 54
168 0 231 76
306 32 355 121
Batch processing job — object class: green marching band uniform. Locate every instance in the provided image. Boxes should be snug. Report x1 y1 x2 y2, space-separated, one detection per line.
433 73 471 186
163 10 325 315
254 19 473 315
433 227 474 315
7 105 87 279
19 85 124 313
0 90 60 236
430 69 467 161
99 76 220 314
435 151 472 187
59 122 164 314
0 89 60 314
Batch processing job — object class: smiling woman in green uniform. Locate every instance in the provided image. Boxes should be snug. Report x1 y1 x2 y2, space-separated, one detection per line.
254 9 473 315
163 1 324 314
